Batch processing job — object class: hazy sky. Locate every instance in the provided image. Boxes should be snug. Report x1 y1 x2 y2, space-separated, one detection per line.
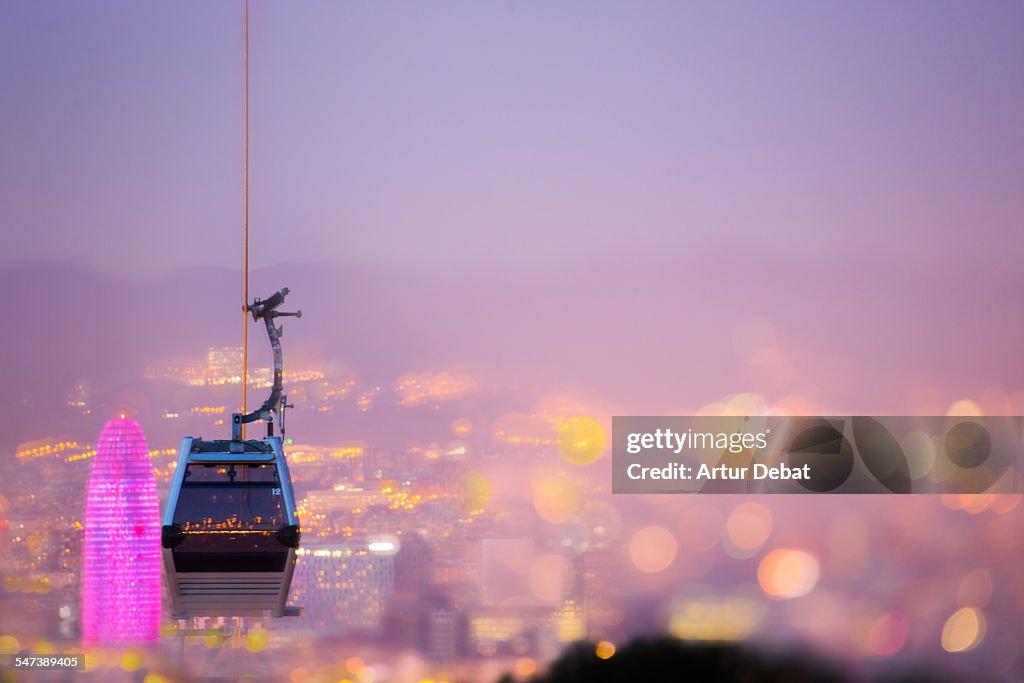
2 1 1022 274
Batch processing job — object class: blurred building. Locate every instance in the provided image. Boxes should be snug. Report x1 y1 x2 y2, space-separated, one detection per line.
290 542 396 631
206 346 243 382
467 607 545 658
81 416 161 646
205 346 271 385
393 533 436 596
382 533 468 660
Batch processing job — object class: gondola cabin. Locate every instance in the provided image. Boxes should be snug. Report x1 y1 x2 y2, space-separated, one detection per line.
162 436 300 617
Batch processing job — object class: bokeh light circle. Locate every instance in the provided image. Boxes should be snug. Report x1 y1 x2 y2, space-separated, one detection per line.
757 549 820 600
629 526 678 573
942 607 985 653
866 611 909 657
558 416 606 465
724 502 772 557
532 473 583 524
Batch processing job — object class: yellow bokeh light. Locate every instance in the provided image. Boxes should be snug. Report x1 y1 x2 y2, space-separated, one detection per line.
0 635 19 655
629 526 678 573
246 629 268 652
757 549 820 600
460 470 490 514
558 416 606 465
942 607 985 653
203 632 224 648
143 675 167 683
121 651 142 672
595 640 616 659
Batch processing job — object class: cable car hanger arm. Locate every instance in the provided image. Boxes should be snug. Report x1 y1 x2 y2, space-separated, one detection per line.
232 287 301 440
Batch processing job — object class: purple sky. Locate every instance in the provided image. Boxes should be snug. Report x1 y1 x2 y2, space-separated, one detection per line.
2 2 1024 416
2 1 1022 274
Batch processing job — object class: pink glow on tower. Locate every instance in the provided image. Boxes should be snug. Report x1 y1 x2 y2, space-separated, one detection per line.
81 416 161 646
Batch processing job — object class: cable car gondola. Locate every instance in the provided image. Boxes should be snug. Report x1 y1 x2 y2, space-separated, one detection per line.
162 288 302 618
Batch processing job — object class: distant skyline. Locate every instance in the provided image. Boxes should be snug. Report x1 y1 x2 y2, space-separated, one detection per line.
1 1 1023 275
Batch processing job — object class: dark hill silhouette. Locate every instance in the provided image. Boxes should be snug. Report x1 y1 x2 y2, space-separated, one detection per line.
498 637 955 683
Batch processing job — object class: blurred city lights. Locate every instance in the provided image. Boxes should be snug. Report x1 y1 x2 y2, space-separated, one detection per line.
246 628 268 652
668 596 764 642
629 526 678 573
120 650 142 671
942 607 986 653
532 472 583 524
529 554 574 603
460 470 490 515
367 534 400 555
2 340 1023 681
724 502 772 558
0 635 20 654
946 400 983 417
557 416 606 465
866 611 909 657
515 657 537 675
757 549 820 600
595 640 616 659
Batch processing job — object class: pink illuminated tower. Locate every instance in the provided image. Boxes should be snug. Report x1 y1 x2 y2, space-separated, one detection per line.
81 415 161 646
